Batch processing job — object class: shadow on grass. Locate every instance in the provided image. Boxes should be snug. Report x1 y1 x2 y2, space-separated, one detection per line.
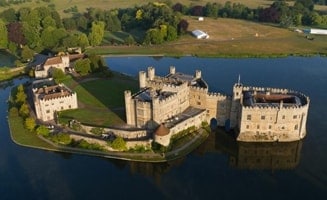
61 71 139 127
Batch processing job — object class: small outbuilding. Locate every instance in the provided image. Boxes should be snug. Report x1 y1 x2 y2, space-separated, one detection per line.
309 28 327 35
192 29 209 39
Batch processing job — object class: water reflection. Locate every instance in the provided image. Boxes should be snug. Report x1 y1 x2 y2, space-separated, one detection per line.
230 141 302 170
101 129 303 179
201 128 303 170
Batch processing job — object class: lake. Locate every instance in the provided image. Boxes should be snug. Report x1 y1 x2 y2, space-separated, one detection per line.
0 49 16 67
0 56 326 199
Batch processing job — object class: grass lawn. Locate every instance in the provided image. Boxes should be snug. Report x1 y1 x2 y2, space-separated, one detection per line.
60 73 138 126
58 108 125 126
8 115 56 149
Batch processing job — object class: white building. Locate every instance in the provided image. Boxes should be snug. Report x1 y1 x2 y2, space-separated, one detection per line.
35 55 70 79
310 28 327 35
32 78 78 121
192 29 209 39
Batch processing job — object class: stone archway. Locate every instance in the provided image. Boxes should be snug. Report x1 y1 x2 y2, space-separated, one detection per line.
210 118 218 130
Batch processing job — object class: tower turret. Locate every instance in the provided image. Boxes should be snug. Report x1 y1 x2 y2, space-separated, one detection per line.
148 66 155 81
139 71 146 89
124 90 135 125
170 66 176 75
195 70 201 79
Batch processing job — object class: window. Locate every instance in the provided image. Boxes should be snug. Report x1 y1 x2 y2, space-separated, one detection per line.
247 115 251 120
61 106 64 110
293 115 297 119
46 110 50 113
60 101 64 104
246 125 249 129
197 101 201 105
257 125 260 129
261 115 265 120
282 115 285 119
269 125 272 129
69 105 71 109
294 124 298 130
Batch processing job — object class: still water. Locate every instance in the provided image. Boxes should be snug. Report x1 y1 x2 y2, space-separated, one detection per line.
0 56 326 199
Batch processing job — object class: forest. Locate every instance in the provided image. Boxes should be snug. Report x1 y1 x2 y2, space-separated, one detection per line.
0 0 326 62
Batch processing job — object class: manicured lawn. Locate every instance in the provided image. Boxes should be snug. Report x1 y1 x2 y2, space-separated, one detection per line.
59 108 125 127
8 115 56 149
60 73 138 126
78 77 138 108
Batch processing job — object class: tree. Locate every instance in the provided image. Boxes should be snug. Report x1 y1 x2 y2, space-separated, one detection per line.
25 117 36 132
204 3 220 18
7 22 26 45
0 19 8 48
9 107 19 117
17 7 31 21
36 125 50 137
15 84 27 105
88 21 105 46
51 10 63 28
144 28 164 44
63 18 77 30
22 22 40 49
21 45 34 62
41 16 56 29
166 25 178 41
0 8 17 23
74 58 91 76
52 68 65 83
110 137 126 150
19 103 29 118
177 19 188 34
124 35 135 45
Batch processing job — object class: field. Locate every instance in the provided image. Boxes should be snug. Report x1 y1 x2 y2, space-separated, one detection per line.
88 17 327 57
59 73 138 126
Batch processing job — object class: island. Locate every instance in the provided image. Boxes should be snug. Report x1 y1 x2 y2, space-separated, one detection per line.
7 55 310 162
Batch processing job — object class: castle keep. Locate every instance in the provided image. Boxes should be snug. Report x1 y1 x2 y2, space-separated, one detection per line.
32 78 78 121
125 67 309 146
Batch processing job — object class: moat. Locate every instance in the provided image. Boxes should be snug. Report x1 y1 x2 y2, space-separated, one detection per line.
1 56 327 199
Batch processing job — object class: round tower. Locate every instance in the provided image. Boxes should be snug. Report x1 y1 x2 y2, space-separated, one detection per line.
148 66 155 81
139 71 146 89
195 70 201 79
124 90 133 125
170 66 176 75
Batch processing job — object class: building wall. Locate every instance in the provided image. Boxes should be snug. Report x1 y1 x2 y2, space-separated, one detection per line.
35 93 78 121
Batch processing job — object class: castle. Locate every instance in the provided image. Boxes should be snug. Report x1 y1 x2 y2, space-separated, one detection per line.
35 55 70 79
32 78 78 121
124 66 310 146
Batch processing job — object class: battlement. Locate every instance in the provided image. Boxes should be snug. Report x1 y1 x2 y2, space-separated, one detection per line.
190 85 208 93
207 92 227 99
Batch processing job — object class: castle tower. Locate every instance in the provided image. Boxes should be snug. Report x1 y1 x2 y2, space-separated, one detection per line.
170 66 176 75
230 83 243 129
124 90 135 125
148 66 155 81
195 70 201 79
139 71 146 89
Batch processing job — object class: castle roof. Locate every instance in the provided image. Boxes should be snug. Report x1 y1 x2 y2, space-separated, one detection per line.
154 124 170 136
33 81 74 101
44 56 63 66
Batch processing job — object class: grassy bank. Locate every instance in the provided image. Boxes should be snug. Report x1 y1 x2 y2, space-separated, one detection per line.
0 67 27 82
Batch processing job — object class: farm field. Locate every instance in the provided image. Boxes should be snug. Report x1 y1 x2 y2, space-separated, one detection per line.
88 17 327 57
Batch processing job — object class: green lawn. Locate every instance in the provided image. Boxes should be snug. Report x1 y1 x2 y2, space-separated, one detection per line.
8 115 56 149
60 73 138 126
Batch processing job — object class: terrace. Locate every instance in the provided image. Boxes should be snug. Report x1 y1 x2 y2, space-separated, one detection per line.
243 91 303 108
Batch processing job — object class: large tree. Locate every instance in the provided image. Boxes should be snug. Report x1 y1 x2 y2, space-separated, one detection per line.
74 58 91 76
88 21 105 46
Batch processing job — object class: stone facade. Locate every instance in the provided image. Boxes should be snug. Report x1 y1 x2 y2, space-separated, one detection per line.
32 78 78 121
35 55 70 79
125 67 310 145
